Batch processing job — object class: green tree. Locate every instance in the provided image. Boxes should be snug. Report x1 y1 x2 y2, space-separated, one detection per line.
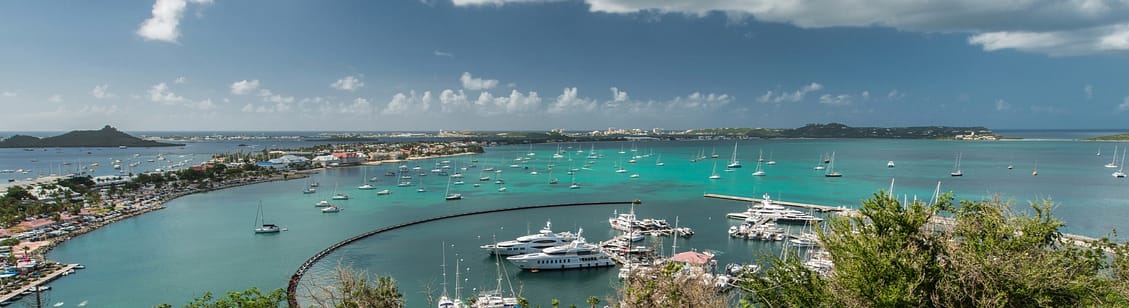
154 287 285 308
586 296 599 308
307 264 404 308
551 298 559 308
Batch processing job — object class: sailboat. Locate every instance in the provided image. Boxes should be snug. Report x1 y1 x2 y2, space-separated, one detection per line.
569 171 580 189
751 160 766 176
824 152 842 177
726 141 742 168
436 243 461 308
418 175 427 193
1097 146 1102 156
253 201 281 234
1032 161 1039 176
950 153 963 177
655 154 665 166
709 160 722 179
1106 146 1119 168
445 176 462 200
711 147 719 158
526 144 535 156
1114 151 1126 178
765 151 776 165
813 154 826 170
332 183 349 200
358 167 375 190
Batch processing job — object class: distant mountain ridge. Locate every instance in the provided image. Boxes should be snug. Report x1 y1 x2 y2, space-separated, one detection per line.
0 125 183 148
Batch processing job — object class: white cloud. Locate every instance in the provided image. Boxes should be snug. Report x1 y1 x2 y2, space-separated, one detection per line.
331 76 365 92
433 50 454 57
995 99 1011 111
1 91 16 97
548 87 596 114
439 89 470 113
383 91 431 115
174 76 188 84
148 82 186 104
1119 96 1129 111
610 87 629 103
1085 85 1094 99
887 89 905 100
454 0 1129 56
460 72 499 91
230 79 261 95
91 84 116 99
757 82 822 103
47 94 63 103
818 94 852 106
136 0 211 43
861 91 870 100
667 92 732 111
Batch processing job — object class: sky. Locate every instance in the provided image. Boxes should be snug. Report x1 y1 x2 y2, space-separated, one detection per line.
2 0 1129 131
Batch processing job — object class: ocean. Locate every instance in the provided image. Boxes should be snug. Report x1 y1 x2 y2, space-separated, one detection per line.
0 132 1122 307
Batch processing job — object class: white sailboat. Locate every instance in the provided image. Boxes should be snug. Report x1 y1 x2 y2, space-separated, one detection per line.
1114 151 1126 178
950 153 963 177
1032 161 1039 176
358 167 375 190
332 183 350 200
751 161 766 176
655 154 665 166
1106 146 1119 168
709 160 722 179
765 151 776 165
253 201 281 234
726 141 742 168
813 154 826 170
824 152 842 177
436 243 463 308
445 176 462 200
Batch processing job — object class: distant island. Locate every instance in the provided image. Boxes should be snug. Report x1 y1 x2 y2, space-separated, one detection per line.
687 123 999 140
1087 134 1129 141
0 125 184 148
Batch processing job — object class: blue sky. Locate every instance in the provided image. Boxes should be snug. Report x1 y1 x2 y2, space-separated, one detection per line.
2 0 1129 131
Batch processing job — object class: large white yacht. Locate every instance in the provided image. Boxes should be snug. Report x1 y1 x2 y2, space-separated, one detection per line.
480 221 578 256
506 229 615 270
725 194 822 224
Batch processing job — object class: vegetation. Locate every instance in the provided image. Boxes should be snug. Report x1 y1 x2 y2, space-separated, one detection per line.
617 262 731 308
740 191 1129 307
0 125 182 148
153 288 286 308
1087 133 1129 141
306 264 405 308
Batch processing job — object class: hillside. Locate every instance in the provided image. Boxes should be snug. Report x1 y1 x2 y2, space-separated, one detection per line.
778 123 996 139
0 125 183 148
1087 134 1129 141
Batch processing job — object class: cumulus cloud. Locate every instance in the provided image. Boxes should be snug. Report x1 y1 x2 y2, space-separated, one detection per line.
331 75 365 92
92 84 116 99
818 94 852 106
148 82 186 104
757 82 822 103
1085 84 1094 99
995 99 1011 111
47 94 63 103
433 50 454 57
383 91 432 115
136 0 212 43
230 79 261 95
667 92 732 111
548 87 596 114
452 0 1129 56
460 72 499 90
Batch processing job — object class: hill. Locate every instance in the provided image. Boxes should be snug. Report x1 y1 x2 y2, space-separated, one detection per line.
1087 133 1129 141
778 123 996 139
0 125 183 148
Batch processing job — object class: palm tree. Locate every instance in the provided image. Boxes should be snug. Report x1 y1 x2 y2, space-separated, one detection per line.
587 296 600 308
551 298 560 308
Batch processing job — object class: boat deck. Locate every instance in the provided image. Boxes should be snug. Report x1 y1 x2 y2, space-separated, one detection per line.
704 193 848 213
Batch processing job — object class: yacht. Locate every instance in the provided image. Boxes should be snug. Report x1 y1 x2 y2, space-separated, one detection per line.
376 189 392 195
253 202 281 234
505 229 615 270
332 193 350 200
887 161 895 168
608 206 638 232
480 221 578 256
724 194 822 224
302 188 317 194
357 184 375 190
314 200 331 207
321 205 341 213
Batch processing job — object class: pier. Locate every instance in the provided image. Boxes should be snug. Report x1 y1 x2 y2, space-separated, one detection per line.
0 263 78 304
704 193 848 213
286 200 641 308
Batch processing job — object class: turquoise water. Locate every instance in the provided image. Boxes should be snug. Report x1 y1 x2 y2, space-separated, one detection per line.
31 139 1129 307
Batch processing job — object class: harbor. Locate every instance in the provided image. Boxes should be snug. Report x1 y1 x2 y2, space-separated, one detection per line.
0 263 78 305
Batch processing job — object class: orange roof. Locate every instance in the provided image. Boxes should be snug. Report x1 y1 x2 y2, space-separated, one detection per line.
671 251 713 265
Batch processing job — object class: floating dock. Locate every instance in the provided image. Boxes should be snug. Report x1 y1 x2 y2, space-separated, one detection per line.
0 263 78 304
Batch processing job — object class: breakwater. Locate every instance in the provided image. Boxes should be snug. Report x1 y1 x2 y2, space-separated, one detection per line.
286 200 641 307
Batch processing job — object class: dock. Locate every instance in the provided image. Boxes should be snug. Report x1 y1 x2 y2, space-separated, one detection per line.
704 193 848 213
0 263 78 304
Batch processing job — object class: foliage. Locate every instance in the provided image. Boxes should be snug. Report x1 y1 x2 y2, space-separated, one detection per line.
153 287 286 308
0 238 18 246
740 191 1129 307
306 264 405 308
616 262 730 308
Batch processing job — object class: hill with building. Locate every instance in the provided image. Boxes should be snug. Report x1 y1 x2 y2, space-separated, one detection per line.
0 125 183 148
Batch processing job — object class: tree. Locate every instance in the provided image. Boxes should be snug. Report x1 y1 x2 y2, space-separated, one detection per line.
551 298 559 308
616 262 730 308
154 287 285 308
587 296 600 308
306 264 404 308
740 191 1129 307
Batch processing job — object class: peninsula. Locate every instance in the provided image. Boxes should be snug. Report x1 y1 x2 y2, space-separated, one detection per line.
0 125 183 148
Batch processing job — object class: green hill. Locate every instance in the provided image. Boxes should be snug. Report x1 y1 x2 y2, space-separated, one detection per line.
0 125 183 148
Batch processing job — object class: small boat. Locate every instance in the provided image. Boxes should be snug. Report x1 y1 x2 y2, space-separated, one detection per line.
950 153 963 177
253 202 281 234
302 188 317 194
315 200 331 207
321 205 341 213
726 141 742 168
709 160 722 179
887 161 895 168
629 174 640 178
751 161 765 176
376 189 392 195
332 193 349 200
1107 146 1120 168
824 152 842 177
498 187 507 192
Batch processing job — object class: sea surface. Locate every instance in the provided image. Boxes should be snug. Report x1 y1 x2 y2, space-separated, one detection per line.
0 133 1123 307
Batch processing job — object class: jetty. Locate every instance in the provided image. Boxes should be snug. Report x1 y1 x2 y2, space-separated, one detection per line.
704 193 848 213
0 263 78 304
